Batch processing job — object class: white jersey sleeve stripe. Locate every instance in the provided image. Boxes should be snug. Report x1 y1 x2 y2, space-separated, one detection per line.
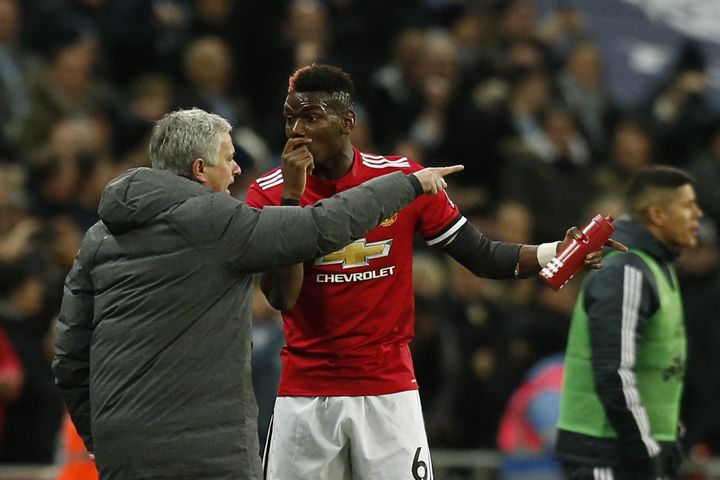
593 467 613 480
258 177 285 191
361 156 393 163
256 169 282 185
360 153 409 161
425 216 467 246
361 156 409 165
360 153 410 166
364 162 410 169
619 265 661 457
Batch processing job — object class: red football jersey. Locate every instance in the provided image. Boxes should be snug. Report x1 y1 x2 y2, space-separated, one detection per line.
246 147 465 396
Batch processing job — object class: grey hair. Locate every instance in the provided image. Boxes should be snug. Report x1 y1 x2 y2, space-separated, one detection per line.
149 108 232 176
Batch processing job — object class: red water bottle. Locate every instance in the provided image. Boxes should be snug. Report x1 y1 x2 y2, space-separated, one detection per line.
539 214 615 290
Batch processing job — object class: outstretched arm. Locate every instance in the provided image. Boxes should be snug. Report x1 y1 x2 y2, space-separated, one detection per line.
221 166 464 274
439 222 521 279
441 224 627 280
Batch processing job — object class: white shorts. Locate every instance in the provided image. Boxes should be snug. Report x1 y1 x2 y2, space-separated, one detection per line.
263 390 433 480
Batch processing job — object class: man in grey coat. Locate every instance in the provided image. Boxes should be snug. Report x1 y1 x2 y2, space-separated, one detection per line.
52 108 461 479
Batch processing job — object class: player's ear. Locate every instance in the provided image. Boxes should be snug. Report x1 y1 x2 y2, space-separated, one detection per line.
647 205 665 227
191 158 207 183
341 111 356 134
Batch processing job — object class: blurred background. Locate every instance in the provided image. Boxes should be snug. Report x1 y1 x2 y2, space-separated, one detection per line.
0 0 718 478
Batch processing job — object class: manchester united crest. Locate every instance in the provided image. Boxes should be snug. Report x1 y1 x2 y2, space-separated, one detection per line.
380 213 398 227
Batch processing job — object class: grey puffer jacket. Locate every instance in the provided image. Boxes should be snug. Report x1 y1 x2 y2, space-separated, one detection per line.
52 167 419 479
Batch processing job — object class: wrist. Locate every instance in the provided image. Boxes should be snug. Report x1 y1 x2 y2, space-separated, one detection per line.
406 174 423 197
536 241 561 267
280 197 300 206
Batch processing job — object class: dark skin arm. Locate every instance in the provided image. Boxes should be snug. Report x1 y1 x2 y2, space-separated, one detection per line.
259 137 313 311
260 264 304 311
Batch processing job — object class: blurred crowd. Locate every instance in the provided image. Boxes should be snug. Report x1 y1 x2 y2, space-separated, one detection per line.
0 0 719 473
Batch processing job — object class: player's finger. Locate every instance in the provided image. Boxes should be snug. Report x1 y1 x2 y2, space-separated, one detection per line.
282 137 312 154
435 165 464 177
606 238 628 252
565 226 582 240
286 148 313 165
584 253 602 263
583 251 602 266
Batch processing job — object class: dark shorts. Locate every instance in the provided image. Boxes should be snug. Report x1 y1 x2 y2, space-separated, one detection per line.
561 463 670 480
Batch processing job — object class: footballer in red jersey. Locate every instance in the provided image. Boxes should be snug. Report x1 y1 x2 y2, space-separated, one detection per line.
248 147 464 398
247 64 624 480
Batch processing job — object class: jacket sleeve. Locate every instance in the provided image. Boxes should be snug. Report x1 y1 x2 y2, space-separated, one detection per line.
583 255 662 465
52 229 99 453
215 171 419 273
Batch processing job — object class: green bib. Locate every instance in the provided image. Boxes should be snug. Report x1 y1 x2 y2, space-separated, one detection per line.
558 249 685 441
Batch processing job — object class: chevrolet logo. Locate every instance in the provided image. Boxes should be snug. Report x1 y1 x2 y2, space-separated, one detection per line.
315 238 392 269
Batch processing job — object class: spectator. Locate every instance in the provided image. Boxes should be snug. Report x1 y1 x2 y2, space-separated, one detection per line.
500 104 596 242
407 30 461 164
367 28 425 151
687 119 720 229
557 40 620 160
0 0 36 157
0 324 22 438
644 41 713 166
110 73 173 164
594 117 655 199
177 35 250 127
497 354 565 480
0 261 64 463
20 26 114 152
677 219 720 453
